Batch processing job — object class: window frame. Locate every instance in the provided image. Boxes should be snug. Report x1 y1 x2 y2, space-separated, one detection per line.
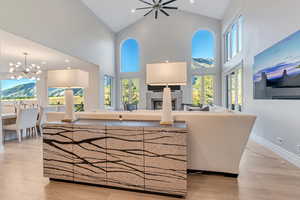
191 30 216 70
0 79 37 102
191 29 217 106
120 78 140 107
225 62 244 111
224 15 243 62
191 74 216 106
47 87 85 112
120 38 141 73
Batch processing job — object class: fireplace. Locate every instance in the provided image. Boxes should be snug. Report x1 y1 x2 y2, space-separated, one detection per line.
146 91 183 110
153 100 176 110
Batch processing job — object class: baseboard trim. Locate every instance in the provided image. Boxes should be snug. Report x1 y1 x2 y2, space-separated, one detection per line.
187 169 238 178
251 134 300 168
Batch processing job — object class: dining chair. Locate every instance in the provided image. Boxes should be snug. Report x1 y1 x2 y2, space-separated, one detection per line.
3 108 39 142
36 106 45 136
36 106 59 136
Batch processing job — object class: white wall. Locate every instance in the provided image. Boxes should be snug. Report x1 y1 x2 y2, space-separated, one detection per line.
116 11 222 109
0 0 116 110
222 0 300 155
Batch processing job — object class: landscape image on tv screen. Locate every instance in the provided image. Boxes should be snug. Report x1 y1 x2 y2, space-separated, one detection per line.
254 30 300 99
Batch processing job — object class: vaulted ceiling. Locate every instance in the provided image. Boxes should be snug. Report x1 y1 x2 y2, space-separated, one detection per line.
81 0 231 32
0 30 96 73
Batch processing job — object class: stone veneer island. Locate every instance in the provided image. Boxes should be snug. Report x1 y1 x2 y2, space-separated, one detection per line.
42 119 188 197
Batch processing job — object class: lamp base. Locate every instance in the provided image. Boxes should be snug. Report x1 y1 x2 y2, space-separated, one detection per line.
160 121 174 125
161 87 173 125
62 88 77 123
61 118 78 123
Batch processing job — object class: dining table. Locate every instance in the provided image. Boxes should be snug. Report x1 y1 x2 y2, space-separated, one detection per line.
1 113 17 125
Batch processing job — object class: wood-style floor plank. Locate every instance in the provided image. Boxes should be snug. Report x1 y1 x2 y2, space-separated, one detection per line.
0 138 299 200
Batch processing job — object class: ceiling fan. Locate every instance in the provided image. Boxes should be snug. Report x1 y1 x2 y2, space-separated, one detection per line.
136 0 178 19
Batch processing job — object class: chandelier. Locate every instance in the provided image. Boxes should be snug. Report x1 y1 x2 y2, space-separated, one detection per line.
9 52 43 81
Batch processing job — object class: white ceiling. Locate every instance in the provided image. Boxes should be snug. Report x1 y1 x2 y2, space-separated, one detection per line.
81 0 231 32
0 30 97 75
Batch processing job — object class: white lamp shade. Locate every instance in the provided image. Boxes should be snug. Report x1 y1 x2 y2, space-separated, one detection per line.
47 69 89 88
146 62 187 86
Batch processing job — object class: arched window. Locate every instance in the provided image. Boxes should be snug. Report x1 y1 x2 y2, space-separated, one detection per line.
191 30 215 106
192 30 215 69
121 39 140 73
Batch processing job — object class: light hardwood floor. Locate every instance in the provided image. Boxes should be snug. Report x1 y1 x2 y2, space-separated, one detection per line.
0 138 300 200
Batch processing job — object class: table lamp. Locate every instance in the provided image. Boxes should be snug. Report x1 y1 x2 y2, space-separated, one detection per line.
146 62 187 125
47 69 89 122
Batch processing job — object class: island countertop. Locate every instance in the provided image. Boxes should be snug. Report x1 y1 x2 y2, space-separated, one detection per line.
45 119 187 129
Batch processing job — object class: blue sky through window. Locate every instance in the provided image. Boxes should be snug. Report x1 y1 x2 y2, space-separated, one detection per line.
121 39 140 73
192 30 214 60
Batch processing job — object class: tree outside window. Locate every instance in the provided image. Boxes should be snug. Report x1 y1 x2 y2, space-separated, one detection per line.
192 75 214 106
121 79 139 105
226 66 243 111
104 75 113 108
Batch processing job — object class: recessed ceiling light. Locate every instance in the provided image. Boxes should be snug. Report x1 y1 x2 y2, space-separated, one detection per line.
131 9 136 13
190 0 195 4
65 59 70 63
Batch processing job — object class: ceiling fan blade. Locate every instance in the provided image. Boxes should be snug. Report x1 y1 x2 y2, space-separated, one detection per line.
152 0 156 4
159 9 170 16
162 6 178 10
144 9 154 16
155 9 158 19
138 0 153 6
158 0 163 3
162 0 177 6
136 7 153 10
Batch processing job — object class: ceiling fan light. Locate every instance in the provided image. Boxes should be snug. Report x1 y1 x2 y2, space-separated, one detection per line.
137 0 178 19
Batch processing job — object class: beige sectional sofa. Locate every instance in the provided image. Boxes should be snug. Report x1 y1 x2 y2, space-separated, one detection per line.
47 111 256 175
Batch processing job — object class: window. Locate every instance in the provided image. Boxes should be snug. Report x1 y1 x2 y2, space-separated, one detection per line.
0 79 37 101
48 88 85 112
104 75 113 108
121 78 140 105
121 39 140 73
226 66 243 111
192 30 215 69
225 16 243 62
192 75 215 106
